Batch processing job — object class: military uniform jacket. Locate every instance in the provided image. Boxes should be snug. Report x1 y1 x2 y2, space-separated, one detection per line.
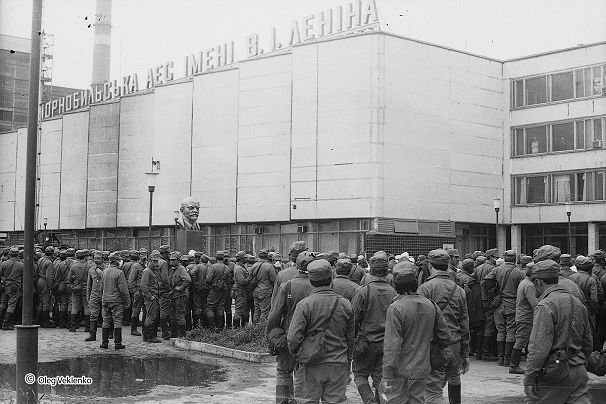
267 273 314 332
287 287 354 366
37 256 55 287
121 261 136 284
168 264 191 298
54 259 70 292
251 261 276 291
483 262 523 314
225 261 235 289
86 264 104 300
558 276 586 304
140 266 159 301
206 262 229 291
352 277 397 343
67 259 94 293
100 265 131 306
594 264 606 290
0 258 23 286
190 262 210 292
332 275 360 302
233 264 250 292
157 259 171 294
383 293 454 380
348 264 366 285
569 270 599 312
524 285 593 386
559 266 575 278
471 261 496 301
127 261 145 294
418 272 471 357
272 266 298 299
515 277 537 324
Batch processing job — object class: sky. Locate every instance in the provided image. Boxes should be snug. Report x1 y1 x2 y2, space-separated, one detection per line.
1 0 605 90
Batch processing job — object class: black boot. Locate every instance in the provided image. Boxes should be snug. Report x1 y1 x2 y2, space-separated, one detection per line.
242 315 249 327
504 342 514 367
2 311 14 330
509 348 525 374
84 316 90 333
114 328 125 349
161 319 171 340
34 309 43 325
69 314 78 332
233 319 240 328
108 324 114 339
100 328 109 349
475 332 483 360
61 311 69 328
148 320 162 343
217 314 225 331
497 341 505 366
356 383 377 403
207 315 215 331
131 317 141 336
85 321 97 341
178 324 186 338
170 322 178 338
225 311 232 329
0 308 6 327
448 383 461 404
481 336 497 361
41 311 55 328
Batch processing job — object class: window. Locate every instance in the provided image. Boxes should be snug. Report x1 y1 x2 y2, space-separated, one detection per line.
526 76 548 105
593 66 603 96
596 171 605 201
552 173 575 202
514 79 524 108
575 121 585 150
514 128 525 156
574 69 585 97
527 176 547 203
514 170 606 205
526 126 547 154
552 71 574 101
552 122 574 151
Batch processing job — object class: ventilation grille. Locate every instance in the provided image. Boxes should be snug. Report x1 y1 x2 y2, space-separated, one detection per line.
377 218 394 233
365 233 456 257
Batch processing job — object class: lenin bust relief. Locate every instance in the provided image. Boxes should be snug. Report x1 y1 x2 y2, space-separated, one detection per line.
176 196 200 231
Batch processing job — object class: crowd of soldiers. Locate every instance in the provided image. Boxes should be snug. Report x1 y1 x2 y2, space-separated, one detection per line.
1 241 605 403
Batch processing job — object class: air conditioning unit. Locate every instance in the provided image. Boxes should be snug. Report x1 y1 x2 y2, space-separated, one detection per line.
254 227 264 234
297 225 307 234
593 139 603 149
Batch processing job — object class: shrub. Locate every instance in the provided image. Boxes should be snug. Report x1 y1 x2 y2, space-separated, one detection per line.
185 321 269 353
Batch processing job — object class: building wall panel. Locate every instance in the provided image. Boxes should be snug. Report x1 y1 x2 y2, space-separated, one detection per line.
59 111 89 229
0 131 17 231
13 128 27 231
39 118 63 230
117 93 155 227
87 102 119 228
191 69 238 223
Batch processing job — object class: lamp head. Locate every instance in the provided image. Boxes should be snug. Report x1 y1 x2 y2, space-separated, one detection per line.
493 197 501 212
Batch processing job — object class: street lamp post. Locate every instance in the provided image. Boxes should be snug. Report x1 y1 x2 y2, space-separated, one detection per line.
43 216 48 244
173 210 180 250
565 201 572 253
493 197 501 249
145 170 160 254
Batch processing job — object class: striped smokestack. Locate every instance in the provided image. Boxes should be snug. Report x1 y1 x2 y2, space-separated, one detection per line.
91 0 112 90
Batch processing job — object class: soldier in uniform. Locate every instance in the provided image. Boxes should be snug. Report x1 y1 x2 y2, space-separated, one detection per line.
472 248 499 361
140 250 161 343
267 251 315 404
272 242 307 305
287 259 354 403
524 259 592 403
483 250 524 368
157 246 172 340
332 258 360 302
166 252 191 337
348 254 366 285
128 251 145 336
223 251 235 329
67 249 93 333
36 246 56 328
100 252 131 349
380 262 453 403
190 253 210 328
85 251 105 341
418 249 470 404
205 251 229 329
592 250 606 349
53 249 71 328
0 247 23 330
233 252 250 328
570 256 601 350
559 254 575 278
251 249 276 323
510 260 537 374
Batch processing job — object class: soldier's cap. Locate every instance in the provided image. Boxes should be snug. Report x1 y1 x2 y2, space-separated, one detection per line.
307 259 332 281
336 258 352 272
75 249 87 258
150 250 161 260
289 241 307 256
530 259 559 280
470 251 484 259
44 246 54 254
59 250 67 257
215 250 225 258
446 248 460 258
392 261 418 285
592 249 605 259
348 253 358 262
159 245 171 253
9 246 20 256
295 251 315 270
258 249 269 258
121 250 129 257
574 255 593 270
235 251 246 259
222 250 230 258
504 250 517 258
180 254 190 262
525 262 535 277
560 254 572 265
519 255 533 265
325 251 338 262
108 251 121 261
338 252 348 260
475 256 486 265
485 248 499 258
461 258 475 271
66 248 76 256
130 251 140 259
194 251 203 257
428 249 450 266
534 245 561 263
93 251 103 260
369 251 389 271
139 248 148 254
169 251 180 260
102 251 110 258
464 253 473 259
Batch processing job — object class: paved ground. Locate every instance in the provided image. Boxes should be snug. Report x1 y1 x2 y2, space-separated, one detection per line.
0 326 604 403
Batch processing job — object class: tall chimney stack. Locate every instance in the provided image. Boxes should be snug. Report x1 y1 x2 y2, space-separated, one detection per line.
91 0 112 91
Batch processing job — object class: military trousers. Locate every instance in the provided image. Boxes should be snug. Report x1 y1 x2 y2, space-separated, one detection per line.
206 288 225 319
233 288 248 321
144 297 159 327
494 305 517 343
55 292 70 312
169 295 187 326
352 340 384 390
379 378 426 404
514 322 533 350
71 290 89 315
276 348 296 404
192 288 209 317
36 279 52 311
482 304 496 337
424 343 462 404
131 290 144 320
89 295 102 323
294 363 349 404
253 287 272 323
524 364 589 404
0 283 21 312
102 302 124 329
159 293 170 320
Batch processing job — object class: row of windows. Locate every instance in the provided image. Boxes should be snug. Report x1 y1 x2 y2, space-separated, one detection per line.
513 170 606 205
511 64 605 109
0 109 27 122
512 117 605 156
